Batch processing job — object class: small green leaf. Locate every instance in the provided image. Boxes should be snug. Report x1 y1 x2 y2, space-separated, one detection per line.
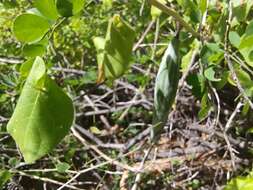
181 48 194 73
198 92 211 119
151 0 166 19
56 162 70 173
204 66 221 82
13 13 50 43
7 57 74 163
199 0 207 14
56 0 85 17
20 59 35 78
34 0 59 20
0 170 12 188
187 74 205 99
90 126 101 135
229 31 241 48
8 157 20 167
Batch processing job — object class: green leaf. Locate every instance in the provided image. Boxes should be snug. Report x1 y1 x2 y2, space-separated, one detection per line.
90 126 101 135
34 0 59 20
199 0 207 14
0 170 12 188
187 74 205 99
22 44 46 57
56 162 70 173
233 3 247 22
204 66 221 82
56 0 85 17
229 31 241 48
20 59 35 78
7 57 74 164
13 13 50 43
181 50 193 73
93 15 135 83
239 35 253 49
225 176 253 190
198 92 211 119
152 37 180 141
245 20 253 37
151 0 166 19
239 20 253 50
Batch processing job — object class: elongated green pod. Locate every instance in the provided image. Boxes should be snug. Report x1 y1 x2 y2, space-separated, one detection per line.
151 37 180 141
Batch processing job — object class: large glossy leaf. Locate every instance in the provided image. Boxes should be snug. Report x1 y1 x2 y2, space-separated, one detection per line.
56 0 85 17
7 57 74 163
13 13 50 43
93 15 135 83
152 37 180 141
34 0 59 20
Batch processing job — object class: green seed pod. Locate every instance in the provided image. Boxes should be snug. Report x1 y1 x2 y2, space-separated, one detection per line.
151 36 180 141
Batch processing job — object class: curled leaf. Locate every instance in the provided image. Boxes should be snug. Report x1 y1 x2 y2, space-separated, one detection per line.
93 15 135 83
152 37 180 141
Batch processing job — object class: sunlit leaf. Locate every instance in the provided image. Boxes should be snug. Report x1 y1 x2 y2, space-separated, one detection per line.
151 0 166 19
224 176 253 190
204 66 221 82
13 13 50 43
7 57 74 163
0 170 12 188
34 0 59 20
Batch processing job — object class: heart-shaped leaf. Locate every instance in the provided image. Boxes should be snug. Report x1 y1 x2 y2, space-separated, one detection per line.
7 57 74 163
